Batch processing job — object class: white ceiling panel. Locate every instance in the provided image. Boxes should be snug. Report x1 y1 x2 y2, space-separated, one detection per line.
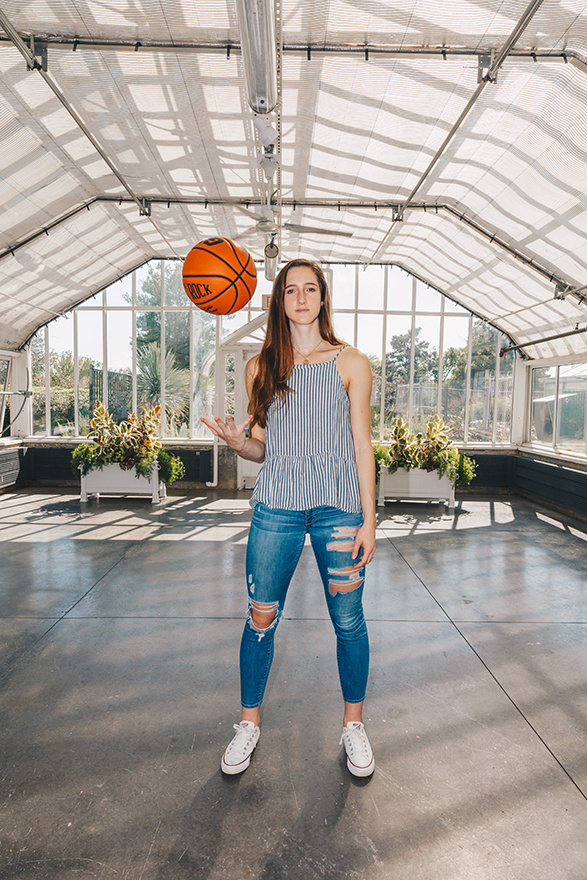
0 0 587 357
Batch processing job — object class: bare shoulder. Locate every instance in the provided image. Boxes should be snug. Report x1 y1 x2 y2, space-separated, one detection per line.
246 354 260 377
337 345 372 389
245 354 260 394
338 345 371 373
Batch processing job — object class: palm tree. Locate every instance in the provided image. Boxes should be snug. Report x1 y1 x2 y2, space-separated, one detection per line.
137 342 190 433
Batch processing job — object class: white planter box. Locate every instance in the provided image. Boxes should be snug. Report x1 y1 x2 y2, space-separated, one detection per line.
80 463 166 504
377 466 455 509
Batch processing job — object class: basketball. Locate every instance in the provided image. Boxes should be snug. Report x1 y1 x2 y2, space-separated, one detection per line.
182 237 257 314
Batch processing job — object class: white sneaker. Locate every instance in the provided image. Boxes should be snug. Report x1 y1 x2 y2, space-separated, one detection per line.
221 721 260 775
340 722 375 777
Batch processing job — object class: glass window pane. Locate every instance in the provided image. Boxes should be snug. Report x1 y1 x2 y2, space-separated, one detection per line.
444 298 469 316
531 366 557 445
332 265 356 310
0 358 8 435
48 315 74 436
412 316 440 432
163 310 190 437
384 315 412 436
557 363 587 454
31 332 46 435
440 316 469 441
76 292 103 308
225 352 235 417
358 314 384 439
357 314 384 359
333 312 355 346
358 265 384 311
496 337 514 444
468 322 498 443
415 282 443 312
192 309 217 439
387 267 413 311
77 311 103 434
107 311 133 421
137 312 161 414
105 274 133 306
136 261 161 306
164 261 188 307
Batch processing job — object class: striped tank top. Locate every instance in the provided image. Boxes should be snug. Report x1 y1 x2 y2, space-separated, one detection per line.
250 348 362 513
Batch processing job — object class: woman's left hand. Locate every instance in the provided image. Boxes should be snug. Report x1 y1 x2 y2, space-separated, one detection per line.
350 523 376 569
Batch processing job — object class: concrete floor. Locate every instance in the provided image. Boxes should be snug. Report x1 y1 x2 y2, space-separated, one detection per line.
0 488 586 880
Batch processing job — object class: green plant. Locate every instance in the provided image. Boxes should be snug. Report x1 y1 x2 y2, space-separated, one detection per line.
71 402 184 484
372 442 390 475
152 448 186 483
454 452 477 488
386 417 419 473
415 415 455 478
374 415 477 488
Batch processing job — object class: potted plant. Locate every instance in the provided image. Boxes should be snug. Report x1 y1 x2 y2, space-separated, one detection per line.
375 416 476 508
71 402 185 503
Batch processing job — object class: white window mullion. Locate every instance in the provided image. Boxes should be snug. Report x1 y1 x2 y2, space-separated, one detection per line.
380 265 388 441
353 264 359 347
437 296 444 418
189 307 195 439
408 276 416 425
44 326 50 436
463 315 473 443
160 309 166 437
132 269 137 414
553 365 561 450
492 332 501 446
102 307 108 412
73 310 79 436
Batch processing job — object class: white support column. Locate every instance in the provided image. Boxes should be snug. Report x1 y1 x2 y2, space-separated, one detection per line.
10 347 33 438
510 356 528 446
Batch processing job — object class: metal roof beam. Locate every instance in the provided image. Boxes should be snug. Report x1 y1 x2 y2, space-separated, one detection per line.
367 0 547 264
3 195 585 308
0 33 580 64
0 7 181 260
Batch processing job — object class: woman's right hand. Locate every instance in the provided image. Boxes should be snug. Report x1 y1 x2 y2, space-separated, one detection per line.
200 414 252 453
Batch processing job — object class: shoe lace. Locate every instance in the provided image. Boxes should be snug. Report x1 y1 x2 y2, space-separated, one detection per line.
229 723 255 754
341 725 370 757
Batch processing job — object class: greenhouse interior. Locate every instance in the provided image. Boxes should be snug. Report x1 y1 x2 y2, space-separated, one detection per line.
0 2 586 879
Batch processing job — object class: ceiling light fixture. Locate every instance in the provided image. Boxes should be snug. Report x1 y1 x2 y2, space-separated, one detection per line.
264 236 279 281
253 115 279 146
234 0 278 114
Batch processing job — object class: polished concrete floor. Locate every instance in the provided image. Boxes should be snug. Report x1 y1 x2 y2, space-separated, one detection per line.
0 488 586 880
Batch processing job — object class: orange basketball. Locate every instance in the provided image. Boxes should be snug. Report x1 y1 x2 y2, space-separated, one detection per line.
182 237 257 314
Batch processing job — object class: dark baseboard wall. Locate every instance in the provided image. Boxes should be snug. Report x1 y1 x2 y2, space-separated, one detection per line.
457 452 587 520
2 445 587 521
0 445 216 491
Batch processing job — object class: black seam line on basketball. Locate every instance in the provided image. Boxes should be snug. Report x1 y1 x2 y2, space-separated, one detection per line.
184 270 252 306
184 273 240 293
184 273 242 304
184 266 250 301
226 237 247 272
189 246 256 286
385 533 587 802
226 239 256 278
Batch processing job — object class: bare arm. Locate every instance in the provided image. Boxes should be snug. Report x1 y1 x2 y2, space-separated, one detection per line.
341 348 376 568
200 356 266 463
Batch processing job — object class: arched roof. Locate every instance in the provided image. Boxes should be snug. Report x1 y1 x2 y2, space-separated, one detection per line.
1 0 587 358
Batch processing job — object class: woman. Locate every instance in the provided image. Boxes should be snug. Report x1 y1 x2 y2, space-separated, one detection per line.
201 258 376 777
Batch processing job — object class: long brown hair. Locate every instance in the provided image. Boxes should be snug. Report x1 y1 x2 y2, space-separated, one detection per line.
249 259 343 428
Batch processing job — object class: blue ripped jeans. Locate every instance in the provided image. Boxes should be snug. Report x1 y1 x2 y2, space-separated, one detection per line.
240 503 369 708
